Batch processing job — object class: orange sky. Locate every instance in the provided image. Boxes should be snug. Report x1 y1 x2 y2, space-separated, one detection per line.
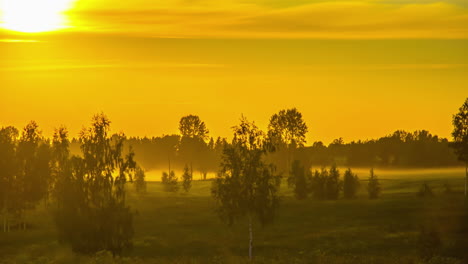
1 0 467 144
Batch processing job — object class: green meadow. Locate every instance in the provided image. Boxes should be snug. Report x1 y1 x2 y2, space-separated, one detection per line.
1 168 467 264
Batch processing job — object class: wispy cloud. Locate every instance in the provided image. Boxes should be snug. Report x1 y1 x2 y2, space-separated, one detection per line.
65 0 468 38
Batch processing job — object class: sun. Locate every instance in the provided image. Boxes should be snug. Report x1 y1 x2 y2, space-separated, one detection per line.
0 0 75 33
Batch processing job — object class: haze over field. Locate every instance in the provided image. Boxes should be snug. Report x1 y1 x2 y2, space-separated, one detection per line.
1 0 468 263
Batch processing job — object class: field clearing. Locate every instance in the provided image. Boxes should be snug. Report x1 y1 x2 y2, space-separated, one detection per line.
1 168 467 263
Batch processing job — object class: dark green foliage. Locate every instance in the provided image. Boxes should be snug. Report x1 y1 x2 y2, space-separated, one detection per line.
451 98 468 163
418 183 434 197
0 126 19 232
368 168 381 199
326 165 342 200
343 168 360 199
134 167 147 194
182 164 193 192
212 117 281 226
162 171 179 192
418 226 442 260
16 121 51 211
212 116 281 259
53 114 137 255
450 98 468 197
310 168 327 200
288 160 310 200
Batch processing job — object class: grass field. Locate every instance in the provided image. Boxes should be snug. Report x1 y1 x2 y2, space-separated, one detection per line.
1 168 467 263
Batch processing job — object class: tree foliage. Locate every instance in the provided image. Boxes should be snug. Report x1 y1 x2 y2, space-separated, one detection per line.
211 116 281 259
179 115 209 141
268 108 308 149
367 168 381 199
326 165 342 200
343 168 360 199
134 167 147 194
54 113 137 255
451 98 468 163
162 171 179 192
288 160 310 200
182 164 193 192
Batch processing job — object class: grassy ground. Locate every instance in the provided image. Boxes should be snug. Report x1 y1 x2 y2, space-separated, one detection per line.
1 169 467 263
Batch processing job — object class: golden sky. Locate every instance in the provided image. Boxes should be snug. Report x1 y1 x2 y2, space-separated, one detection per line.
0 0 467 144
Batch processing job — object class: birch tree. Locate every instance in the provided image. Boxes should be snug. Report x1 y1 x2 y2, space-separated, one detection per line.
212 116 281 260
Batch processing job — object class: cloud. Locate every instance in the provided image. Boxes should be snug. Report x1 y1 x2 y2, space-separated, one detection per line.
63 0 468 38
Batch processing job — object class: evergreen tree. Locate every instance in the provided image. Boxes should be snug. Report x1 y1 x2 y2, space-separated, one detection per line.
162 170 179 192
134 167 147 194
326 165 342 200
182 164 193 192
288 160 309 200
343 168 360 199
368 168 381 199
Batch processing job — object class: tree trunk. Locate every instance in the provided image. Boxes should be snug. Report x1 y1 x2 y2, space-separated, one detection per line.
248 216 253 261
465 162 467 198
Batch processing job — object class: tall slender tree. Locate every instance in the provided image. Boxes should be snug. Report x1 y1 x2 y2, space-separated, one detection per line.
212 116 281 260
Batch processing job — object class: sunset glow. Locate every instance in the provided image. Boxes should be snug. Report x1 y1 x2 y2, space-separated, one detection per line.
0 0 74 33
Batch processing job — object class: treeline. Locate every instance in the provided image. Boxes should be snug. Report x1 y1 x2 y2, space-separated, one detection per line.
71 129 460 177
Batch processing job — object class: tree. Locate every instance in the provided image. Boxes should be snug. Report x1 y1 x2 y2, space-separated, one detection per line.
326 165 342 200
288 160 310 200
16 121 51 229
179 115 209 140
162 170 179 192
368 168 381 199
268 108 308 149
211 116 281 260
343 168 360 199
182 164 193 192
268 108 308 173
134 167 147 194
54 114 137 255
0 126 19 232
310 168 327 200
451 98 468 197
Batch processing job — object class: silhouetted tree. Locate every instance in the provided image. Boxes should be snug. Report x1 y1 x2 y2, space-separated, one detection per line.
179 115 209 141
182 164 193 192
212 116 281 260
450 98 468 197
343 168 360 199
162 171 178 192
310 168 328 200
326 165 342 200
134 167 147 194
54 114 137 255
16 121 51 229
368 168 381 199
0 126 19 232
288 160 310 200
267 108 308 173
